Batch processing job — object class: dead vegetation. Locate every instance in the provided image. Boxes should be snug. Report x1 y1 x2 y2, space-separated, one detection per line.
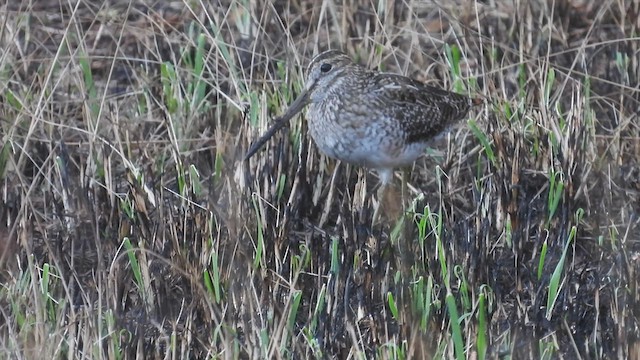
0 0 639 358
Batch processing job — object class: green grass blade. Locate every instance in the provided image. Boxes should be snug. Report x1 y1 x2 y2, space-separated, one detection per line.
446 292 465 360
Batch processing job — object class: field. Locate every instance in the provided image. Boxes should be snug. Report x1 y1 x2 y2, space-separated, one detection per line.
1 0 639 358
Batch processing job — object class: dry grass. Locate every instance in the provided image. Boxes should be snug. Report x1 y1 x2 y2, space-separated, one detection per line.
1 0 639 359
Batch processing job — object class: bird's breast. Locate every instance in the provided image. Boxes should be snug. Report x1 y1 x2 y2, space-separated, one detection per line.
305 99 421 169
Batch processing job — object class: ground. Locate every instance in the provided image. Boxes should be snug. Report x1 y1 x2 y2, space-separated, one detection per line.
0 0 639 359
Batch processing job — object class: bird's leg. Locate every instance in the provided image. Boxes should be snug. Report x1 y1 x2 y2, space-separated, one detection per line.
372 169 405 224
354 166 369 222
371 169 391 224
401 168 409 213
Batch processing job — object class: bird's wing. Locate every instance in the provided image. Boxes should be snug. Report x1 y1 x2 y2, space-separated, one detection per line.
370 74 474 144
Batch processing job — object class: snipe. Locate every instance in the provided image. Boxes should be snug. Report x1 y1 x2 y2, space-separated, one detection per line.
245 50 481 184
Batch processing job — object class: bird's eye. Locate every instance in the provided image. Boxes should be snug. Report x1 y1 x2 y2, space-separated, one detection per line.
320 63 332 73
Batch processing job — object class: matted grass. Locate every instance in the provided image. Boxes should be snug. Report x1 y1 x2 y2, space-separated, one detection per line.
1 0 639 359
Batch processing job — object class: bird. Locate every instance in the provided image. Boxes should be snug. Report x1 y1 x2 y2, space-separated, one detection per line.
245 49 481 184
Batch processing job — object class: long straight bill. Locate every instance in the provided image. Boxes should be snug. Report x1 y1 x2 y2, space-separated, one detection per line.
244 115 291 160
244 92 310 161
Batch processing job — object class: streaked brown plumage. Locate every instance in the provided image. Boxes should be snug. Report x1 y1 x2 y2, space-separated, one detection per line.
245 50 481 183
